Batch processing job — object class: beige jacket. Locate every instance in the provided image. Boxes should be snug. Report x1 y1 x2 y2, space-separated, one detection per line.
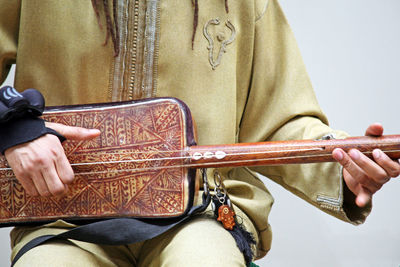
0 0 370 258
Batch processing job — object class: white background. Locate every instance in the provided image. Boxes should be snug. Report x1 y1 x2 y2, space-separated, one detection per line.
1 1 400 266
256 0 400 266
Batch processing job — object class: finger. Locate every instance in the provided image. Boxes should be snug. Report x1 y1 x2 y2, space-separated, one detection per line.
16 173 39 197
8 161 39 196
31 172 51 197
45 122 100 140
343 168 371 207
347 149 388 185
49 138 74 184
342 168 358 192
332 148 380 192
365 123 383 136
41 163 67 196
372 149 400 178
54 150 74 185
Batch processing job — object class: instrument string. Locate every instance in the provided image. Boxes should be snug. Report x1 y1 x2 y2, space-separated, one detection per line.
69 144 326 156
0 147 326 171
1 149 399 176
67 147 324 166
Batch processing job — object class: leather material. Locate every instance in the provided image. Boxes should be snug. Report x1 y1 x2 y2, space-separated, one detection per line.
0 98 197 225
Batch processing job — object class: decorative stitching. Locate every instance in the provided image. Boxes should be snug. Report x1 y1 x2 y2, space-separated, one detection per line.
316 165 343 210
203 18 236 70
128 0 141 100
255 0 269 22
109 0 129 101
110 0 160 101
141 0 160 98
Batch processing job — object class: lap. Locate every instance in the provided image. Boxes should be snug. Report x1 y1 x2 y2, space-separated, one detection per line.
14 240 134 267
11 217 246 267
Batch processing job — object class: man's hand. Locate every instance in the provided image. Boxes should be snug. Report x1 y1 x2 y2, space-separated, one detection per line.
332 123 400 207
4 122 100 197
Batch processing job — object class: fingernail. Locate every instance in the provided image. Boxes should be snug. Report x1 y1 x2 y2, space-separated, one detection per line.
349 150 360 160
373 149 381 159
334 150 343 161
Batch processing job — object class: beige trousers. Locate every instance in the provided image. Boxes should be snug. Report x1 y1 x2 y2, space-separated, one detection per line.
11 216 246 267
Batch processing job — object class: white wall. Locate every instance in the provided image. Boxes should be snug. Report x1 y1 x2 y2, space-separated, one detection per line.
1 1 399 266
256 0 400 266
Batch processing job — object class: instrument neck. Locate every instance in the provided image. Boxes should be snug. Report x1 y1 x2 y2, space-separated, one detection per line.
185 135 400 169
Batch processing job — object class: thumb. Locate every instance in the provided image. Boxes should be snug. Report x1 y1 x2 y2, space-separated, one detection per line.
355 187 372 207
45 122 100 140
365 123 383 137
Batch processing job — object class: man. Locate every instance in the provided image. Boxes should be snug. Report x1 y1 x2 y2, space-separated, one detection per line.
0 1 398 266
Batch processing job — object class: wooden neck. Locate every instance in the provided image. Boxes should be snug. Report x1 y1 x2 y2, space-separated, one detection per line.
186 135 400 169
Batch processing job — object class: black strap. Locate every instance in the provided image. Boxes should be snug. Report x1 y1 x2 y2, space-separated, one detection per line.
11 193 211 267
0 118 66 154
0 87 65 154
0 87 45 124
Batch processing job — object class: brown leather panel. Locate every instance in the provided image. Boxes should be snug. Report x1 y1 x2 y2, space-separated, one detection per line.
0 98 194 224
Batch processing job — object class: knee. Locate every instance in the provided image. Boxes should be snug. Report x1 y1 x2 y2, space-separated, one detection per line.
140 217 246 267
14 242 101 267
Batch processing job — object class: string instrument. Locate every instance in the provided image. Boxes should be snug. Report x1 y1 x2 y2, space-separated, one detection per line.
0 98 399 226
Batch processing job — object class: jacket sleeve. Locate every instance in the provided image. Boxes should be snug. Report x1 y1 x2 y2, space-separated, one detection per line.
239 0 371 224
0 2 65 152
0 0 20 84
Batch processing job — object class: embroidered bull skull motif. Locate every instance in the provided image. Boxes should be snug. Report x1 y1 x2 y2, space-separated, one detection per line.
203 18 236 70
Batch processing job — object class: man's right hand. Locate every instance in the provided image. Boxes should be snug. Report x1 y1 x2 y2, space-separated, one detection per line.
4 122 100 197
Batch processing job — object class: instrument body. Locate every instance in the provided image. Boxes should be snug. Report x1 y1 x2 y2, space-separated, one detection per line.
0 98 197 225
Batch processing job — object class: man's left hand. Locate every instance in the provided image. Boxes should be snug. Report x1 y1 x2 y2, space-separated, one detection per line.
332 123 400 207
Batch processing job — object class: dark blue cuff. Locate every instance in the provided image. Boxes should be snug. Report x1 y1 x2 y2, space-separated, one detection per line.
0 117 65 154
0 87 45 123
